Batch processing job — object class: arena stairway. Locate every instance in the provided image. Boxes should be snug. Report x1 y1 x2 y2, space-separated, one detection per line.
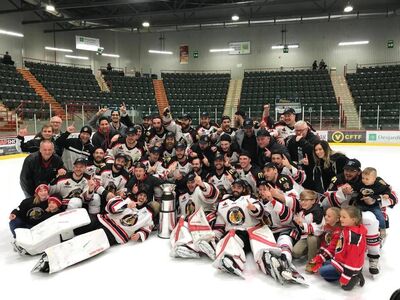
330 70 361 129
223 79 242 119
17 68 66 120
153 79 170 115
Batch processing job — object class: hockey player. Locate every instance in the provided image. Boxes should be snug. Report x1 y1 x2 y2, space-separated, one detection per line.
86 147 106 178
190 135 217 171
31 193 155 274
217 134 240 165
92 153 130 213
49 158 94 212
141 146 167 178
170 173 219 259
106 127 145 172
272 107 297 144
212 179 306 284
211 115 237 143
164 142 193 180
235 151 263 195
161 131 177 159
206 153 235 196
146 115 170 148
271 151 306 185
196 111 219 137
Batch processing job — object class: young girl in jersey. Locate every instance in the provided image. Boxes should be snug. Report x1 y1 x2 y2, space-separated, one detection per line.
319 206 367 291
308 207 341 273
9 184 62 237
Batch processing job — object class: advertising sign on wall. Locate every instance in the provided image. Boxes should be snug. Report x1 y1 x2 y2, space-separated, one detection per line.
328 130 366 143
0 137 19 155
367 131 400 144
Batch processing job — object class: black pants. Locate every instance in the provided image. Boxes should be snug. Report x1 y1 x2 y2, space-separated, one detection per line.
73 214 118 246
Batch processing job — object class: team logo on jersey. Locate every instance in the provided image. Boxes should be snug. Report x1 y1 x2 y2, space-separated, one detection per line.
360 188 374 197
64 181 71 186
106 182 117 194
227 207 245 225
67 188 83 199
185 199 196 216
27 207 44 220
335 233 344 253
120 213 138 226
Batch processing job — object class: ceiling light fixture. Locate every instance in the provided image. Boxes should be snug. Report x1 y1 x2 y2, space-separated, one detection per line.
46 4 56 12
0 29 24 37
231 15 239 21
338 41 369 46
45 46 73 53
209 48 235 53
148 50 173 55
101 53 120 58
142 21 150 28
344 3 353 13
271 44 299 49
65 55 89 60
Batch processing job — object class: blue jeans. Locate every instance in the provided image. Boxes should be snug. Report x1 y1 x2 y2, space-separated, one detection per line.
359 204 386 229
9 217 33 238
319 261 340 282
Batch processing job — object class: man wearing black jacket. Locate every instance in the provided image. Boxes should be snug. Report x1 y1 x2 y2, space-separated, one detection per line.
20 140 66 197
254 128 290 168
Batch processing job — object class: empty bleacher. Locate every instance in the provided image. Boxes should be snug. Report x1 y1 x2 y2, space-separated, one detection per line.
25 61 100 112
0 63 44 118
240 69 338 123
346 64 400 129
103 73 158 114
162 72 230 125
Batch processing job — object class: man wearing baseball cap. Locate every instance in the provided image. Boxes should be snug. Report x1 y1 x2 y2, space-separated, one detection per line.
55 124 95 171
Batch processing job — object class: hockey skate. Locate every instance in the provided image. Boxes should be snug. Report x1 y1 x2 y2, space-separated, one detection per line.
221 255 245 279
31 253 50 273
174 245 200 259
197 240 216 260
262 250 284 285
11 240 28 256
279 254 308 286
341 271 365 291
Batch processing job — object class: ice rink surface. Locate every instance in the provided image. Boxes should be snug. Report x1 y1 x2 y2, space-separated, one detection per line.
1 145 399 300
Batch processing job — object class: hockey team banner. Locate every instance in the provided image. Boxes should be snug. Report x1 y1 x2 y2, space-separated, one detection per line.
179 45 189 64
75 35 101 52
328 130 366 143
0 137 19 155
228 41 251 55
366 131 400 144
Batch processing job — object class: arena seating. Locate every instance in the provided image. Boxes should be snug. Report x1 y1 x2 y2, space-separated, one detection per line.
25 61 100 112
103 73 158 115
162 72 230 125
240 69 338 124
0 63 43 118
346 65 400 129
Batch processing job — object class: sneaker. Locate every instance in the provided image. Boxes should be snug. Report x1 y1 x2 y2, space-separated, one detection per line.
305 262 315 274
369 257 380 275
31 253 50 273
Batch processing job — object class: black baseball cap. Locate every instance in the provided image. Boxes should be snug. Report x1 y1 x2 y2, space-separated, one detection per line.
232 179 245 187
186 173 196 182
243 118 254 129
80 125 92 135
150 146 161 154
214 152 224 161
126 127 138 135
115 152 127 161
199 135 210 144
201 112 210 118
283 108 296 115
181 114 192 120
175 142 187 150
343 159 361 171
74 158 87 165
239 151 251 158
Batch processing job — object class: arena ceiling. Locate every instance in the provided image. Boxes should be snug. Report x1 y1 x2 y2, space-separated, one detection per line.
2 0 400 33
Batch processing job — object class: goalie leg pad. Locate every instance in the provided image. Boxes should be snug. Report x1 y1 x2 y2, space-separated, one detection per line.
15 209 91 255
170 217 199 258
213 230 246 276
88 194 101 214
33 229 111 274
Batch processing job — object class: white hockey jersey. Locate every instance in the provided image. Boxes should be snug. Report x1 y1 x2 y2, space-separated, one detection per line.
106 141 145 167
49 173 91 206
96 164 130 195
178 182 219 218
213 195 264 240
98 197 154 243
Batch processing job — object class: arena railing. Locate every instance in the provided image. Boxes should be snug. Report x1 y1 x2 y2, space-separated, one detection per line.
160 69 231 74
22 57 92 70
357 61 400 69
244 66 313 72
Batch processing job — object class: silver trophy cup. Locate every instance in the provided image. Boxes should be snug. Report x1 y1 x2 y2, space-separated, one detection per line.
158 183 177 239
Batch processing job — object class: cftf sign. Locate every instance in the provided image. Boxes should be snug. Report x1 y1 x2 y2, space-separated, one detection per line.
328 130 366 143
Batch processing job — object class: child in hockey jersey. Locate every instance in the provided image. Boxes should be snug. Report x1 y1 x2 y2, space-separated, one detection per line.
292 190 324 270
9 184 62 238
356 167 391 238
308 207 341 273
319 206 367 291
